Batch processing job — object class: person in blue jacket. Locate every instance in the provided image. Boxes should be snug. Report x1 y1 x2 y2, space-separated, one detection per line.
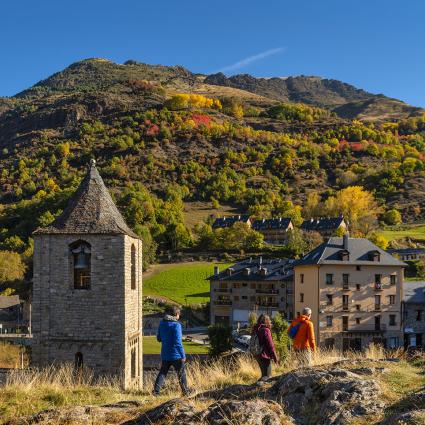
153 305 191 396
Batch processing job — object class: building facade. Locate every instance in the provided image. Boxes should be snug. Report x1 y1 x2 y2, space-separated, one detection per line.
294 235 405 350
252 218 293 245
32 160 143 389
209 258 294 326
403 281 425 348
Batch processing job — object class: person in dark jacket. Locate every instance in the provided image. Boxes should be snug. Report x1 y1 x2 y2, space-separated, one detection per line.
153 306 191 396
252 314 279 381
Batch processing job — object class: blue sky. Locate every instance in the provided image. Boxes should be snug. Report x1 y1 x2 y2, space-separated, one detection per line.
1 0 424 106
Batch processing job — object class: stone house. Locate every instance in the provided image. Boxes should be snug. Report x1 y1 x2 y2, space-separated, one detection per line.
294 235 405 350
32 160 143 389
252 218 293 245
300 216 347 237
403 281 425 348
209 258 294 326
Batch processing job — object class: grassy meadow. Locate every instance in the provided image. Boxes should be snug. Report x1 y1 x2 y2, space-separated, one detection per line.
142 336 209 355
143 262 231 305
379 223 425 242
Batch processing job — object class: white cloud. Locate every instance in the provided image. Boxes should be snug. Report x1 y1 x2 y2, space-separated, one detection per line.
217 47 285 74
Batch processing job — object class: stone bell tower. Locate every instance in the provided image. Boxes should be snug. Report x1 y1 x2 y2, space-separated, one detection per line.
32 160 142 389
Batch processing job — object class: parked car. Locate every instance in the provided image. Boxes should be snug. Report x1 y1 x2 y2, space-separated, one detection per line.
237 335 251 347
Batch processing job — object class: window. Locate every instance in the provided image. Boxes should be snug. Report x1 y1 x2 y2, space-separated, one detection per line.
326 316 333 327
390 275 396 285
326 294 333 305
355 284 360 291
375 274 382 290
389 315 396 326
356 304 361 311
251 283 256 289
131 348 136 379
75 352 83 371
131 244 136 290
343 295 349 310
241 296 247 300
342 316 349 331
375 295 381 310
234 296 239 301
343 274 349 289
300 293 304 302
389 295 395 305
354 317 360 325
70 241 91 290
326 274 333 285
356 265 361 271
416 310 423 321
300 273 304 284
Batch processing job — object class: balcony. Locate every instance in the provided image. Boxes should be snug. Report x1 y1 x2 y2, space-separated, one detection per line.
342 304 349 311
214 288 231 293
333 324 388 333
257 302 279 308
374 283 383 291
256 289 279 294
342 283 350 291
374 305 381 311
214 300 232 306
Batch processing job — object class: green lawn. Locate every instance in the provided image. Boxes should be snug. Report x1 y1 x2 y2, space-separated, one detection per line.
143 262 231 305
379 224 425 242
143 336 209 354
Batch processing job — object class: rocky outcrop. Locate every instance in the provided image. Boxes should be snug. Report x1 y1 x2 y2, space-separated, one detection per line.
267 367 384 425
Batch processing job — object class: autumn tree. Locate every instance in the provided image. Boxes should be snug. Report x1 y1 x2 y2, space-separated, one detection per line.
0 251 26 283
383 209 402 226
324 186 381 236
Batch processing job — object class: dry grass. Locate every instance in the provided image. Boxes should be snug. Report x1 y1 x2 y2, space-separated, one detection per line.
0 343 27 368
0 346 423 423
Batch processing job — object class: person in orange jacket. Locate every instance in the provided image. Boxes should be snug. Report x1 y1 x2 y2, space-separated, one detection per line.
288 307 316 366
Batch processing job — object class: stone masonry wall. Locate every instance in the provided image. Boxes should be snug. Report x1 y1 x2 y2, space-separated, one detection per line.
32 234 128 379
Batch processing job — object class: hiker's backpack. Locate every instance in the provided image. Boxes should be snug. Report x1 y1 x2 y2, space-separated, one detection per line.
288 322 302 339
248 332 263 356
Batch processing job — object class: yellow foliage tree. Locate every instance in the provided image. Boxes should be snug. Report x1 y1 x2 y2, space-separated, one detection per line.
324 186 382 236
0 251 26 283
165 94 222 110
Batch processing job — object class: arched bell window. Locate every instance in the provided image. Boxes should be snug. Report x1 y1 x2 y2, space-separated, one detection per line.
70 241 91 289
131 244 136 290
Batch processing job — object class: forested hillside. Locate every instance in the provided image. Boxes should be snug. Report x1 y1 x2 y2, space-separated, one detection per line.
0 58 425 271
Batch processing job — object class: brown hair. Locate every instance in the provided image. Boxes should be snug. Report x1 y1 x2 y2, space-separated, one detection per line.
257 314 272 329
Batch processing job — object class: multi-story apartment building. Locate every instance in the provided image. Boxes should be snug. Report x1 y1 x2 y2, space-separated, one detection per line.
209 258 294 327
403 281 425 348
300 216 347 237
294 235 405 350
252 218 293 245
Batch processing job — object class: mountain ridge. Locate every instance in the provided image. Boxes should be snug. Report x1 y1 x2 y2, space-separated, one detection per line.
8 58 423 121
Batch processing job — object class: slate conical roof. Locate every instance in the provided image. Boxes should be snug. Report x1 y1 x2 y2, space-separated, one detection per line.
34 160 138 238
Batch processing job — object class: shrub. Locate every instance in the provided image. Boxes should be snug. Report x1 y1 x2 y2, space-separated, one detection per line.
383 208 402 225
272 312 291 362
0 251 26 283
208 324 232 357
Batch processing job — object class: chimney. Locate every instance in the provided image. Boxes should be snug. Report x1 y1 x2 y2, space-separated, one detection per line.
214 266 219 276
343 232 349 250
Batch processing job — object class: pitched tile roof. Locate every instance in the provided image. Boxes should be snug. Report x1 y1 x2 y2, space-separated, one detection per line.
209 257 294 281
252 217 292 231
404 281 425 304
296 237 406 266
300 216 345 232
34 160 138 238
212 215 250 229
